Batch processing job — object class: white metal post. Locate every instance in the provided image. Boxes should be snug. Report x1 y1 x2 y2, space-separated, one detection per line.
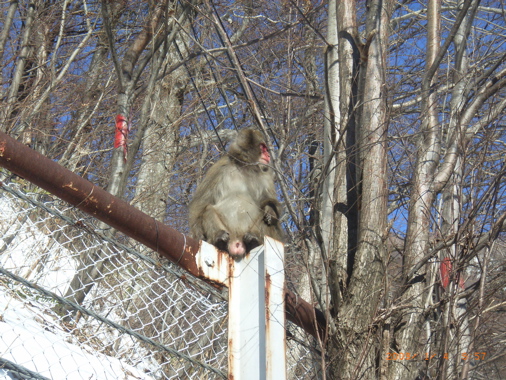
264 237 286 379
228 237 285 380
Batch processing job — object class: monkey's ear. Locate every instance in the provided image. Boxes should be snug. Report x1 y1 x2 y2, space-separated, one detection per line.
224 129 239 151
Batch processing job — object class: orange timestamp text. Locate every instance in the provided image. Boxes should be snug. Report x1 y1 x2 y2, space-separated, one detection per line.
386 352 487 361
461 352 486 360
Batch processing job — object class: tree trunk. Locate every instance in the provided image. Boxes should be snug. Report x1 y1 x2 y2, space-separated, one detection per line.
0 0 19 90
1 1 36 132
59 1 186 318
328 0 391 378
389 1 441 378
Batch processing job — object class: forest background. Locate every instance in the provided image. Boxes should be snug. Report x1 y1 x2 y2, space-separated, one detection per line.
1 0 506 379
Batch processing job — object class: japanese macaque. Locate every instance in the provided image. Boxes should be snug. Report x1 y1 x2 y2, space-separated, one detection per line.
189 129 283 257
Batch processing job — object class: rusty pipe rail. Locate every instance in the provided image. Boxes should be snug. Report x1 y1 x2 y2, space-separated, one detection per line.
0 133 203 278
0 131 325 339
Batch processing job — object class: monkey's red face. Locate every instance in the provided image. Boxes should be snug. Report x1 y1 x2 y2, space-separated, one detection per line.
259 143 270 165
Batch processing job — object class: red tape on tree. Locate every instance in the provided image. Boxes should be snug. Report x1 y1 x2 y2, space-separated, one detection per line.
114 114 128 161
440 257 465 290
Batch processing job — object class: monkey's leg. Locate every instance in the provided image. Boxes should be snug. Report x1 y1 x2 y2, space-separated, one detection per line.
242 213 264 252
242 233 260 251
202 206 230 251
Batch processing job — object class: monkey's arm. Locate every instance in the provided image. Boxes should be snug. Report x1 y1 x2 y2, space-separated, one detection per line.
189 158 228 237
191 158 230 207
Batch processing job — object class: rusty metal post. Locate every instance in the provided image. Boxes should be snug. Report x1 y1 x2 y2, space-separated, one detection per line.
264 237 286 379
228 237 286 380
228 243 265 379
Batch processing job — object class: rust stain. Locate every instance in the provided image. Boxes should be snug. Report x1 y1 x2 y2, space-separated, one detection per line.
265 272 271 329
215 250 228 270
83 196 99 209
187 241 200 261
193 248 226 290
185 242 195 254
266 272 272 373
197 264 205 278
62 182 78 191
216 246 225 269
228 254 235 277
228 338 234 380
201 278 225 290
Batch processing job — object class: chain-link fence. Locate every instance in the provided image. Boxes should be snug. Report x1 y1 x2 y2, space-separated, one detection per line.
0 182 320 379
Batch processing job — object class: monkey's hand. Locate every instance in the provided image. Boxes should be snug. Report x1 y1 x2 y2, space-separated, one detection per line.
263 204 279 226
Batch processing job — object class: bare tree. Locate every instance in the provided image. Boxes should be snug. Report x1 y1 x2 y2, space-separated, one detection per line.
2 0 506 378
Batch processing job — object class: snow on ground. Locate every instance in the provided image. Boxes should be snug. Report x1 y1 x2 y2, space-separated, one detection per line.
0 194 155 380
0 291 154 380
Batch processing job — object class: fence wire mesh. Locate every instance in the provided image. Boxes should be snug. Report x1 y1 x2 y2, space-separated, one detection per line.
0 182 320 379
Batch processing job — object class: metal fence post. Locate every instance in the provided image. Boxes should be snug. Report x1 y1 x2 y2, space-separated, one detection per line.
264 237 286 379
228 237 286 380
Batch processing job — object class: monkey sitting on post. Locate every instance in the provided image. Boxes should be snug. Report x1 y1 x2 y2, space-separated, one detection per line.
189 128 284 257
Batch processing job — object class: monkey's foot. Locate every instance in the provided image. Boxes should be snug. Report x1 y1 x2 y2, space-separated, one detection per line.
243 233 261 252
214 230 230 252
